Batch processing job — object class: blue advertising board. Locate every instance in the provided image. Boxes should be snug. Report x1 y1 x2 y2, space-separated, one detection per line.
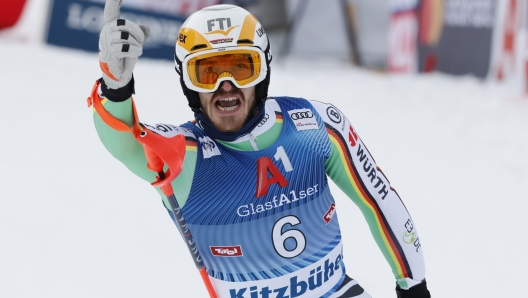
46 0 186 60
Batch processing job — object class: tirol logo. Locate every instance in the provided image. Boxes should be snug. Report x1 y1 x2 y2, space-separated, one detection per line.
288 109 318 131
323 203 336 224
326 106 342 124
403 219 421 252
198 136 221 159
348 125 358 147
210 245 243 257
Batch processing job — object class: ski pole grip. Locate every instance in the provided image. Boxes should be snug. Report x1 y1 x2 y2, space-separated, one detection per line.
143 144 164 173
137 130 186 188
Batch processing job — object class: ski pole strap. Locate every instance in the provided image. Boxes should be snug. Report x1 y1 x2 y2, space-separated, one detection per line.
88 79 142 137
88 79 186 195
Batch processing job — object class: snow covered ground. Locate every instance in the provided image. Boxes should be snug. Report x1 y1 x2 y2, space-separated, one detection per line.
0 40 527 298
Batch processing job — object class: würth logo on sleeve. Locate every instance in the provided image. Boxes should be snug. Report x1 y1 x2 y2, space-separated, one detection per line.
210 245 243 257
323 203 336 224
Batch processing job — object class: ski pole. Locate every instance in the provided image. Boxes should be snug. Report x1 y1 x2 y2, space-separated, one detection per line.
137 130 217 298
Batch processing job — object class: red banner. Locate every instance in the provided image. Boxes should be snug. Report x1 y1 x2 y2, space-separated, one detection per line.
0 0 27 30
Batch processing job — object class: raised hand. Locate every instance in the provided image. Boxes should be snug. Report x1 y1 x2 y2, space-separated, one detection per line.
99 0 150 89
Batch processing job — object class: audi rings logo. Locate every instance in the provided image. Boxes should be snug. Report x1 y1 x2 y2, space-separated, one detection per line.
290 111 313 120
258 113 269 127
326 106 342 124
288 108 319 131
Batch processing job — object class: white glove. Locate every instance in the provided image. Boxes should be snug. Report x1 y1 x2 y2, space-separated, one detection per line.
99 0 150 89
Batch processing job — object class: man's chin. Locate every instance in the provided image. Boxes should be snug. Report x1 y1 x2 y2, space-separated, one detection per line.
215 125 244 133
212 118 244 133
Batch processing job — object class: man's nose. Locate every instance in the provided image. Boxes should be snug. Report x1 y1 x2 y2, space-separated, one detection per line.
220 80 233 92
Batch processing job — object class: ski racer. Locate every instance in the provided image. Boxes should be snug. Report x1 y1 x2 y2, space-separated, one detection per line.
89 1 432 297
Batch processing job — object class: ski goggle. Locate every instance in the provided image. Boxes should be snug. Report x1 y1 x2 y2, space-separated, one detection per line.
181 47 267 93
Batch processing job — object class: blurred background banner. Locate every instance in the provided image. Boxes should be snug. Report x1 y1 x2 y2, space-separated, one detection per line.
4 0 528 93
278 1 353 61
417 0 497 78
45 0 220 60
0 0 28 30
387 0 420 73
489 0 528 92
88 0 221 17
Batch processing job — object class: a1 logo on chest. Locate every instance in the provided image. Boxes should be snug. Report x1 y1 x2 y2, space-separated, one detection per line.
256 146 293 197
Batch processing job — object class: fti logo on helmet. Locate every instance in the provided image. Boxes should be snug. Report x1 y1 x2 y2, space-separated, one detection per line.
207 18 233 32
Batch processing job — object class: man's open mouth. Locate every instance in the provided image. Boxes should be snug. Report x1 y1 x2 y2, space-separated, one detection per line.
215 97 240 112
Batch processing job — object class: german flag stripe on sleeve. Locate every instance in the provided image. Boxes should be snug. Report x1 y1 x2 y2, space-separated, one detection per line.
326 124 412 279
275 111 283 123
185 136 197 152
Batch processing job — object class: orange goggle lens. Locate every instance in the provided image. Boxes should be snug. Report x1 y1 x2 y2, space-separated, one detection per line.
186 50 262 90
